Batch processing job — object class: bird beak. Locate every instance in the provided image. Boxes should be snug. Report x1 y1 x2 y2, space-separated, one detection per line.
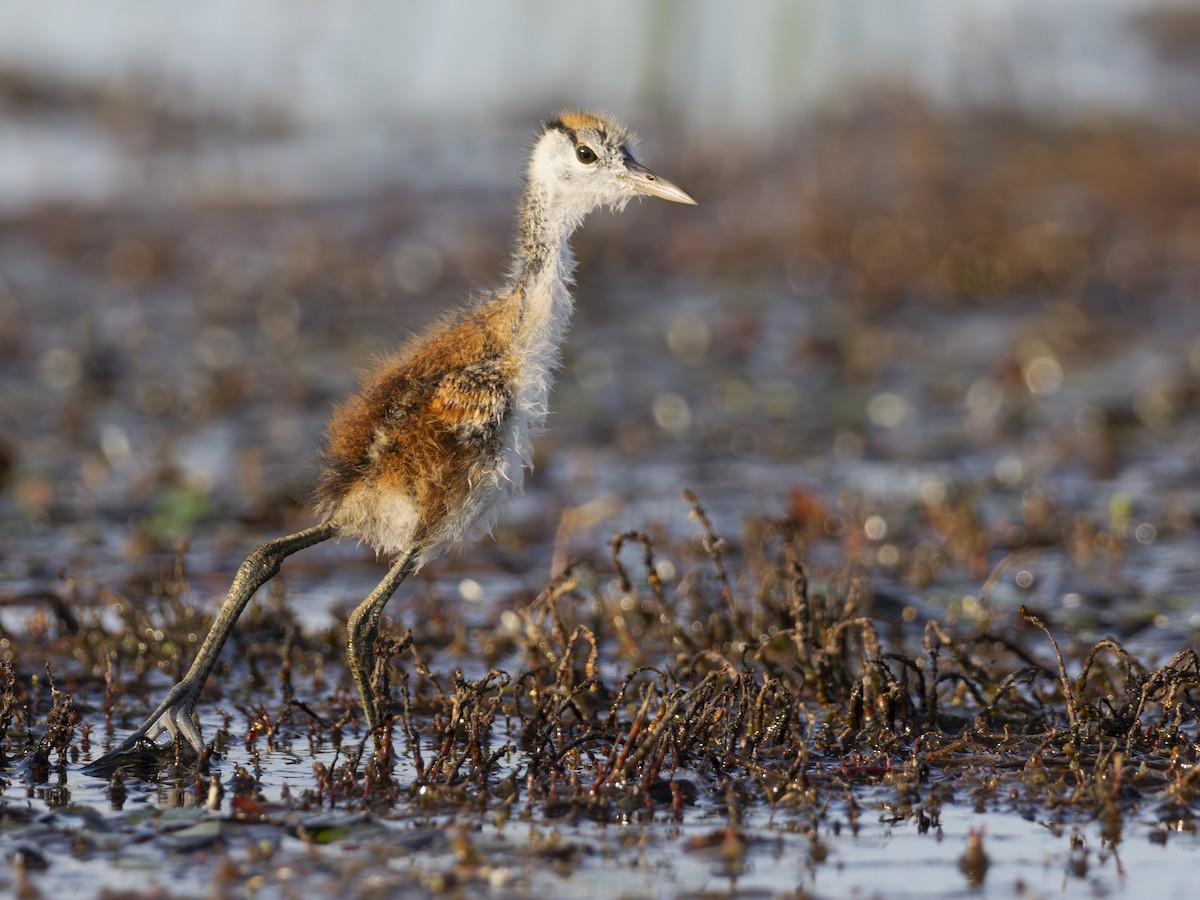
623 160 698 205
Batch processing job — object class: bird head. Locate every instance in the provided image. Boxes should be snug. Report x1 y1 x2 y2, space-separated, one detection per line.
528 110 696 219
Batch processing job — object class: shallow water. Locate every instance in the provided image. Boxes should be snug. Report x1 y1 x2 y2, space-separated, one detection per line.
6 710 1200 898
3 71 1200 898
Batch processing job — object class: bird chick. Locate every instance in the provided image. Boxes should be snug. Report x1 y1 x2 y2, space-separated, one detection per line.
91 111 695 766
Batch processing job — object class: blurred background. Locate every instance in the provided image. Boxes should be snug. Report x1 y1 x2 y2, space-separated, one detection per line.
1 0 1198 642
1 0 1197 207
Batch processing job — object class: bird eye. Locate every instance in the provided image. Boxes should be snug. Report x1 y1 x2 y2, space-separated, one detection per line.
575 145 598 164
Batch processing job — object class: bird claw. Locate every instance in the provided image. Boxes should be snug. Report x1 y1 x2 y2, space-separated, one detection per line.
144 700 206 755
85 688 207 773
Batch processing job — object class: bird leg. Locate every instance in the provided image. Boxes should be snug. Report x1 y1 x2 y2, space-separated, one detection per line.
346 551 418 737
90 522 339 767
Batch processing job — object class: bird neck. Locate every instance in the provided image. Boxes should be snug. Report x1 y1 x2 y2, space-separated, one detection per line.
510 178 587 345
514 179 586 284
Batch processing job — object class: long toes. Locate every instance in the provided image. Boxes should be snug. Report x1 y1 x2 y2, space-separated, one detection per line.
85 697 208 774
167 706 206 755
145 717 168 744
84 727 167 774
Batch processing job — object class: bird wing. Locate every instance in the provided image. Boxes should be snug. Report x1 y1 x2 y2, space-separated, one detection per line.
428 361 512 446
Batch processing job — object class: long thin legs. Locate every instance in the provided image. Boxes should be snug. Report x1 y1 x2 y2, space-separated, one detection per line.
92 522 338 765
346 551 418 735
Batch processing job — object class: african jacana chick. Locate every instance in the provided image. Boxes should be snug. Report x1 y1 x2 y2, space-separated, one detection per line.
94 110 695 764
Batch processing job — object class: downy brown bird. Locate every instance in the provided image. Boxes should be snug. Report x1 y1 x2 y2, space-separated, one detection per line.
94 110 695 764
